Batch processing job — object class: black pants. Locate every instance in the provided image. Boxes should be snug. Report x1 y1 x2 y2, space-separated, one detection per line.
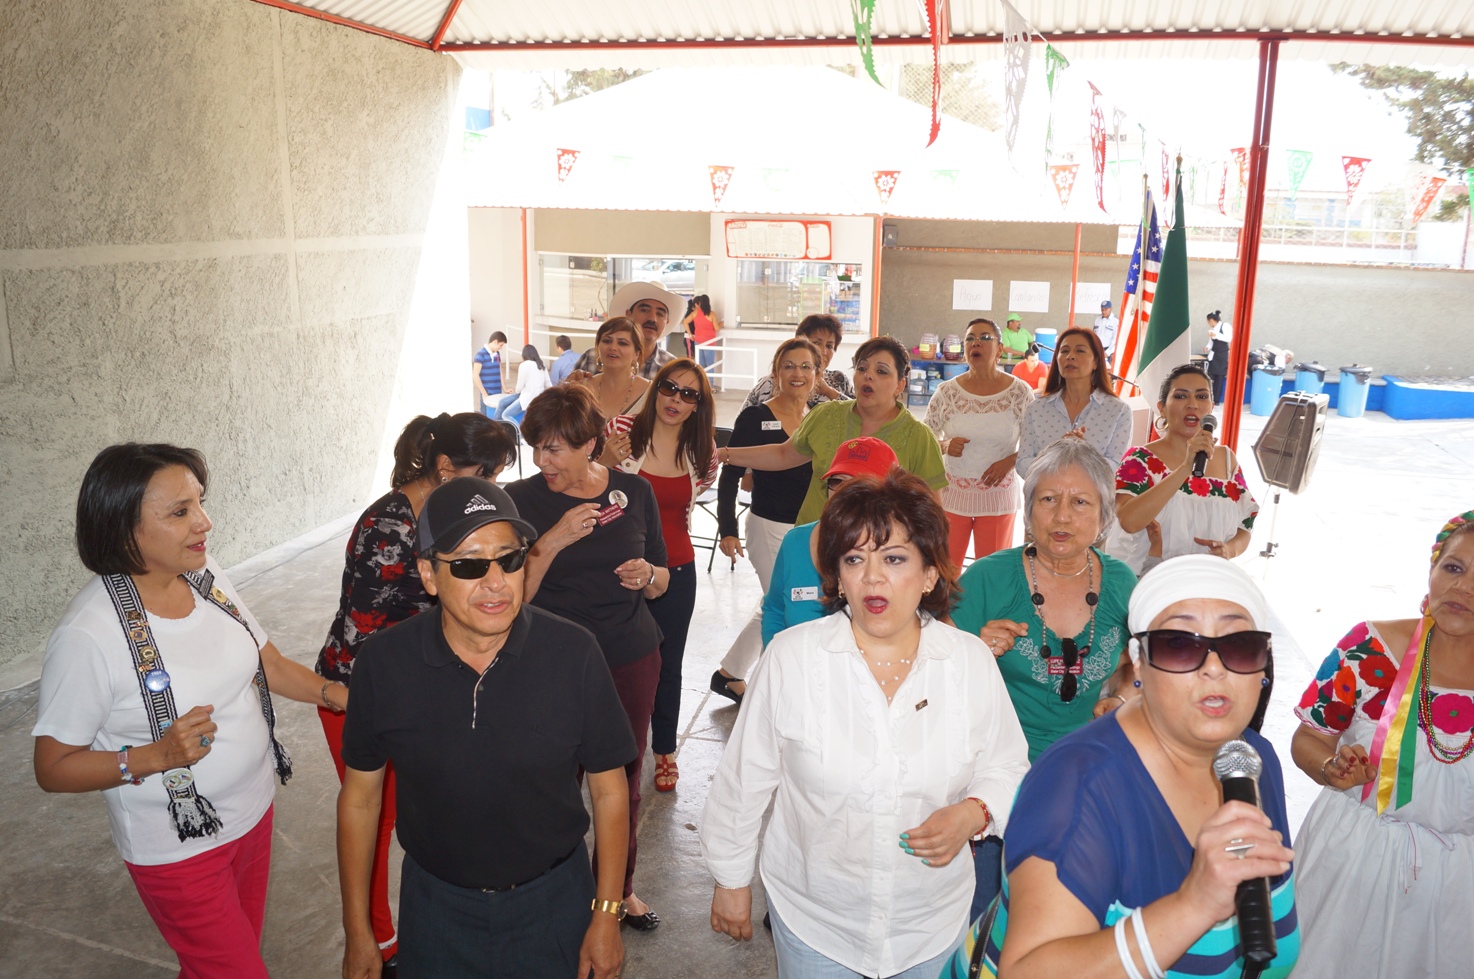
1210 371 1228 405
398 842 593 979
646 561 697 755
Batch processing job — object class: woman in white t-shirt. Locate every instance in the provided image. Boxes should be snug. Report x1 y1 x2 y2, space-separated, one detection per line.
924 318 1034 567
32 443 341 978
494 344 552 425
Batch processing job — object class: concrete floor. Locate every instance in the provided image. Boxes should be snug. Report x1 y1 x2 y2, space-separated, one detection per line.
2 397 1470 976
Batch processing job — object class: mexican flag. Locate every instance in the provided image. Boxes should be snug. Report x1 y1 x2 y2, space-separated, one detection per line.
1134 159 1192 406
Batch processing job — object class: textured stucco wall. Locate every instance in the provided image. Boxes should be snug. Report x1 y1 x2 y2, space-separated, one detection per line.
0 1 469 671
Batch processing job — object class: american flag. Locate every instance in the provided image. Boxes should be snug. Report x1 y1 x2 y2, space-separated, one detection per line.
1111 186 1163 395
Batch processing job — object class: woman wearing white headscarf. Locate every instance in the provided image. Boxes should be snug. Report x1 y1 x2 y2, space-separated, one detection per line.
943 555 1301 979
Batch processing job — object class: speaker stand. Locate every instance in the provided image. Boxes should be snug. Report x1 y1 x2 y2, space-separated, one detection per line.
1258 489 1282 559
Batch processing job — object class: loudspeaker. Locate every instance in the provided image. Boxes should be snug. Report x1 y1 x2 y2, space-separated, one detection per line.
1252 391 1328 494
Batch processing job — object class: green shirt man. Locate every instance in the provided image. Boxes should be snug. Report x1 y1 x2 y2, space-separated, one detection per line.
1000 314 1033 359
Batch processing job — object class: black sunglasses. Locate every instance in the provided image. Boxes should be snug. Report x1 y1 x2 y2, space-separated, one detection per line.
1043 638 1084 703
435 546 529 579
657 378 701 404
1135 630 1272 674
824 475 849 494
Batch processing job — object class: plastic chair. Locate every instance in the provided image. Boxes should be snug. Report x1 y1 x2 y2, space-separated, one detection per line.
692 426 750 571
492 419 524 479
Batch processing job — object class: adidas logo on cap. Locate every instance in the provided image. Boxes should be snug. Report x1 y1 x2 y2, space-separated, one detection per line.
464 494 497 515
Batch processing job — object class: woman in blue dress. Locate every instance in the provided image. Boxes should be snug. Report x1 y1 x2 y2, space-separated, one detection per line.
946 554 1300 979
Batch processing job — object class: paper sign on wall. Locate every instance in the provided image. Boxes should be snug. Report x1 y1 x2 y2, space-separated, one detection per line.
1008 280 1051 314
1073 282 1114 313
952 279 993 311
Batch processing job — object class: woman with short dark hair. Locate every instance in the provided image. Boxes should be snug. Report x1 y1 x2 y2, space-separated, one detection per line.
721 335 947 526
702 469 1030 978
507 383 670 931
1016 327 1132 477
314 411 514 970
34 443 340 978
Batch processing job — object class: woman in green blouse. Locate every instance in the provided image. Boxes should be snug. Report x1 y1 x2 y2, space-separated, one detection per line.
720 336 946 524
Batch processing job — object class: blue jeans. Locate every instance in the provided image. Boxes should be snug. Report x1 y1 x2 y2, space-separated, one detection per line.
491 392 520 420
397 842 593 979
970 835 1004 921
770 903 965 979
698 348 717 369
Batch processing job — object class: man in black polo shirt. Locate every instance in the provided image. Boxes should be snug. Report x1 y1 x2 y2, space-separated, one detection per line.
337 477 637 979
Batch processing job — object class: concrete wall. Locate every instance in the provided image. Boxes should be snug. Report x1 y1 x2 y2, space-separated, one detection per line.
0 1 470 671
878 218 1474 379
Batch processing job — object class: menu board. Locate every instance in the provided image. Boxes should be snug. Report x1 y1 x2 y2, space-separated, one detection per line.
725 220 833 260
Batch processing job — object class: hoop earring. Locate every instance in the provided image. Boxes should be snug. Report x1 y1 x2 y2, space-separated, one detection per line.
1152 414 1168 433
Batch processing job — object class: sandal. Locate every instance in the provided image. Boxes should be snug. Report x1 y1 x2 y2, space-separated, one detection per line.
653 754 678 792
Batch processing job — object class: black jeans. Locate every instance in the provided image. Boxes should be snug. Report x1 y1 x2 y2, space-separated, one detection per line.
398 842 593 979
646 561 697 755
1210 371 1228 405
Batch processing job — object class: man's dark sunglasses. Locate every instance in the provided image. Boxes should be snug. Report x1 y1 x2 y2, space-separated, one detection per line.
1042 638 1084 703
657 378 701 404
1135 630 1272 674
435 546 529 579
823 476 849 494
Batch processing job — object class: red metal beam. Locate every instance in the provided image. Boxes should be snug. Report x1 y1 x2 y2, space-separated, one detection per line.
439 29 1474 54
1068 223 1082 325
249 0 432 49
430 0 465 51
1222 38 1281 452
871 216 884 338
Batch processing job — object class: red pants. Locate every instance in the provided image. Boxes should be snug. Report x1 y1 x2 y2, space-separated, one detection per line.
947 512 1017 567
125 805 274 979
320 706 399 960
595 650 660 898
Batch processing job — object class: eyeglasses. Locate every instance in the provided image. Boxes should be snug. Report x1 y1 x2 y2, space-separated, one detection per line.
965 333 998 344
824 475 850 494
1135 630 1272 674
657 378 701 404
435 546 529 579
1042 638 1084 702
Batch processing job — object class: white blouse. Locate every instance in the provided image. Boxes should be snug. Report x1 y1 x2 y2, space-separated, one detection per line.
924 374 1034 517
1015 387 1133 477
700 612 1030 976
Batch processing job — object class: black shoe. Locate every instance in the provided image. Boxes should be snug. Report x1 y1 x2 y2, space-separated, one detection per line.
762 911 771 931
710 670 743 706
623 909 661 932
381 954 398 978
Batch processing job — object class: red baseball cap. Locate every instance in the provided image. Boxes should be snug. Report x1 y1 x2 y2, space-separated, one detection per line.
821 437 898 481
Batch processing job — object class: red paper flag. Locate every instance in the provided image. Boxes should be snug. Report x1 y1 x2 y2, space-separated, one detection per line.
556 149 579 183
1342 156 1371 206
1218 162 1228 216
1088 83 1107 212
1160 141 1170 201
1410 175 1447 225
873 170 901 207
1230 148 1248 190
709 166 734 207
1049 164 1080 209
924 0 943 146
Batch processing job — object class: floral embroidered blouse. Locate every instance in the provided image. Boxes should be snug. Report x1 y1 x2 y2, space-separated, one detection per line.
1108 445 1259 574
316 490 433 683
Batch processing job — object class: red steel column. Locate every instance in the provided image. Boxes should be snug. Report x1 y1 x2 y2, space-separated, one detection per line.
1068 223 1082 324
871 215 884 337
1222 38 1281 451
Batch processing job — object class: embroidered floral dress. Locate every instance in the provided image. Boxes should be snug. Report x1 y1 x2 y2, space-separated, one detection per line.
1109 445 1259 574
923 375 1034 517
1290 621 1474 979
316 490 432 683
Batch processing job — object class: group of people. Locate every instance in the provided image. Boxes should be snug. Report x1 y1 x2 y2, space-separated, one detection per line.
28 278 1471 979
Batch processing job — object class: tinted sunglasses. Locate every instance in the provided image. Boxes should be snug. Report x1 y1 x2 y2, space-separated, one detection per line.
1135 630 1272 674
436 546 529 579
824 475 850 494
657 378 701 404
1043 637 1084 703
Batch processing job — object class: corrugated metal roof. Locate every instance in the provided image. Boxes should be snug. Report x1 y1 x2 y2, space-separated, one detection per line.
254 1 1474 66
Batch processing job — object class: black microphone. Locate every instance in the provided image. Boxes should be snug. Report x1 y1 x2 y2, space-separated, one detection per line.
1213 739 1277 978
1192 413 1218 478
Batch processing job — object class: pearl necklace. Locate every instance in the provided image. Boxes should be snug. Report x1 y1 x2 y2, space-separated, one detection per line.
860 648 914 684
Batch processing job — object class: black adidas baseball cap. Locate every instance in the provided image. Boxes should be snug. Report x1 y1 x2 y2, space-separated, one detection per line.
416 477 539 557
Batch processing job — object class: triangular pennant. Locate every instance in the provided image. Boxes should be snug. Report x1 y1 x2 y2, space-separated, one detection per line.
556 148 579 183
1342 156 1372 206
709 166 735 208
873 170 901 207
1049 164 1080 209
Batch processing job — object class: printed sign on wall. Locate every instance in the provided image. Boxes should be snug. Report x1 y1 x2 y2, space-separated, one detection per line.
1073 282 1114 313
952 279 993 311
1008 280 1051 314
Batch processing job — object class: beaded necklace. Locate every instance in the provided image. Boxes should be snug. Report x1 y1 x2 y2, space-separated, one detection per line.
1024 545 1098 702
1417 627 1474 764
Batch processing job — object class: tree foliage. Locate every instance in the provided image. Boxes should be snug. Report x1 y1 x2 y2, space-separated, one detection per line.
1333 64 1473 216
535 68 647 108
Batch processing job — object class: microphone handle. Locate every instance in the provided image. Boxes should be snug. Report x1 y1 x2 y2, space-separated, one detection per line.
1192 450 1209 478
1236 875 1277 967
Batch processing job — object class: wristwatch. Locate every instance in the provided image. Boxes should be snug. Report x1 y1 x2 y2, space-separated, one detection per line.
592 898 627 920
646 565 656 588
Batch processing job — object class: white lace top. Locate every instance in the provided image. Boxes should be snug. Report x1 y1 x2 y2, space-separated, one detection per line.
923 374 1034 517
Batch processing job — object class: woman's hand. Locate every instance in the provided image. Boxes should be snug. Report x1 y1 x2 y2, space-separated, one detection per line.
1192 535 1235 559
1093 694 1127 718
1145 519 1164 556
138 704 216 774
979 619 1030 658
899 802 984 868
577 913 624 979
981 458 1015 487
341 930 383 979
710 884 754 941
1062 426 1087 440
543 503 602 553
945 436 970 458
1178 801 1293 923
1321 743 1377 790
719 536 745 560
615 558 653 591
601 432 633 469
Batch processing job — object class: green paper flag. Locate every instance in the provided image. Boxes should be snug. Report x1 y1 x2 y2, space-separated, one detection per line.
1043 45 1071 167
850 0 881 86
1286 150 1313 201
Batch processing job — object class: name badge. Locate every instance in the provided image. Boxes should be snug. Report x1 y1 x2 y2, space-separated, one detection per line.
761 420 783 431
791 586 819 602
595 504 625 526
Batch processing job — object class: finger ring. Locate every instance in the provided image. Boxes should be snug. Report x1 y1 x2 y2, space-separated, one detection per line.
1225 839 1254 859
199 735 212 748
